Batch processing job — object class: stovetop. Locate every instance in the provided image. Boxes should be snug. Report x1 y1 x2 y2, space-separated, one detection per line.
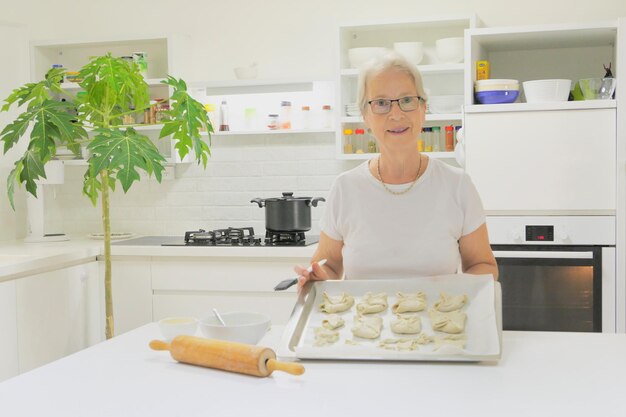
158 227 319 247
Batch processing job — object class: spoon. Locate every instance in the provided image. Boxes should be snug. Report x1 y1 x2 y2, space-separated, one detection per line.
212 308 226 326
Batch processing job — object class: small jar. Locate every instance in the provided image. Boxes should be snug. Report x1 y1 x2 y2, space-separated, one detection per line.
343 128 354 154
280 101 292 129
322 105 333 129
267 114 279 130
301 106 311 130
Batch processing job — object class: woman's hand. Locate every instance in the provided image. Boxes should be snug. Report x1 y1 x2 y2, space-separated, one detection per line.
295 260 330 293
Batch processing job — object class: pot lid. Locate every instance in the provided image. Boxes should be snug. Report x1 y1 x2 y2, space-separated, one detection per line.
264 192 312 202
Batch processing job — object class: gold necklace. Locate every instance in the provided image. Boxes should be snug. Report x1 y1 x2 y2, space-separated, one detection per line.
376 156 422 195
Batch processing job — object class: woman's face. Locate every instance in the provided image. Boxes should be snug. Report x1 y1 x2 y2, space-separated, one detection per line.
362 68 425 154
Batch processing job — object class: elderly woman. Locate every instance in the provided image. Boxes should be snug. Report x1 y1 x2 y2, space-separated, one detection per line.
296 52 497 288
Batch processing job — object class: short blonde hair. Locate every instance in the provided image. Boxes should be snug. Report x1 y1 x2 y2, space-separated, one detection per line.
357 51 427 112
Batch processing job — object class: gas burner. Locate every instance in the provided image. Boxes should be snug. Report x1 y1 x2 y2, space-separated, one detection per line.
185 227 262 246
265 230 307 245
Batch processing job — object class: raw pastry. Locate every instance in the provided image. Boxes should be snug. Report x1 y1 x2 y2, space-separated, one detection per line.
356 292 388 314
433 292 468 312
378 333 433 351
322 314 345 330
429 309 467 334
433 334 466 350
392 291 427 313
319 292 354 313
351 314 383 339
390 314 422 334
314 327 339 346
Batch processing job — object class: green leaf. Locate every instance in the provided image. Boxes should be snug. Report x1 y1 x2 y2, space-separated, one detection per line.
1 111 34 153
6 161 23 210
88 128 166 193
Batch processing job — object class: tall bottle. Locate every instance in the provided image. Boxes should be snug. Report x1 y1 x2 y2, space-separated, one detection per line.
343 128 354 154
417 128 425 152
354 128 365 153
219 100 230 132
431 126 441 152
280 101 292 129
445 125 455 152
424 127 433 152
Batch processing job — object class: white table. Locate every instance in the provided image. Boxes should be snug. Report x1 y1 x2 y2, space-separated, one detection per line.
0 324 624 417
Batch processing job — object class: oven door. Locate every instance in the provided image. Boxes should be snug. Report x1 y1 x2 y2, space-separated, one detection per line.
492 245 615 333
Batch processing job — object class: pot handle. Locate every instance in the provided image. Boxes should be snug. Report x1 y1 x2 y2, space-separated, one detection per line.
250 198 265 208
309 197 326 207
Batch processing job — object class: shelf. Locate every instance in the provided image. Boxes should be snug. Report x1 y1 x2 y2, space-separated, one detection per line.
340 114 461 123
85 124 165 132
338 151 456 160
465 100 616 114
340 64 464 77
202 128 335 137
190 78 332 96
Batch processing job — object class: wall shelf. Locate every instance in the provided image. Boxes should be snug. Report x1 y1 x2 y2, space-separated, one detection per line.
203 129 335 137
465 100 616 114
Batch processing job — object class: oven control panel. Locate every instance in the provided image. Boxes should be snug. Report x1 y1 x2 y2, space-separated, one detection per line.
525 225 554 242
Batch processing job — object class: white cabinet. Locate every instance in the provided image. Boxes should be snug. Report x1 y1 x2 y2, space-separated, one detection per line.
109 257 153 336
336 15 478 160
463 22 619 214
30 35 192 164
15 261 101 373
151 258 304 325
0 280 18 382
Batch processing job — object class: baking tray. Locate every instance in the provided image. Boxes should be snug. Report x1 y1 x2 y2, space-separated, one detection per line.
277 274 502 362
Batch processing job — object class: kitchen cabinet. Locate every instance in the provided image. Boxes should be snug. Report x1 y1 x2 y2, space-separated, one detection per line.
30 35 192 165
108 257 153 335
0 280 18 382
15 261 101 373
336 15 479 161
151 258 300 325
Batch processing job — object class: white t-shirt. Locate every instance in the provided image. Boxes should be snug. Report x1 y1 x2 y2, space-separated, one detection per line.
320 158 485 280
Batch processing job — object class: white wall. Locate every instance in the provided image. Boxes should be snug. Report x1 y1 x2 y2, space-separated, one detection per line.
1 0 625 238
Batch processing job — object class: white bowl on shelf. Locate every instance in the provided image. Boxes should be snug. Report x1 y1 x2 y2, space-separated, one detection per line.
393 42 424 66
523 79 571 103
427 95 464 114
435 37 464 63
347 47 387 69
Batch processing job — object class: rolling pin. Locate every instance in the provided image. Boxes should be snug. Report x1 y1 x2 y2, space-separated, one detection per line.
149 335 304 377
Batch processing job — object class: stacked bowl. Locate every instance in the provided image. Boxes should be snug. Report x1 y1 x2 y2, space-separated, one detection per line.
474 79 520 104
345 102 360 117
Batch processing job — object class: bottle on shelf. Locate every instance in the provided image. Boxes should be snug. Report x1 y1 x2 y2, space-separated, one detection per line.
445 125 455 152
454 125 462 148
423 127 433 152
354 128 365 153
280 101 292 129
219 100 230 132
431 126 441 152
301 106 311 130
267 114 279 130
322 105 333 129
363 129 377 153
417 128 425 152
476 60 490 80
343 128 354 154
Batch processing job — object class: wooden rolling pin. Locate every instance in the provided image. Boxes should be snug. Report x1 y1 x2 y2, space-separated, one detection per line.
149 335 304 377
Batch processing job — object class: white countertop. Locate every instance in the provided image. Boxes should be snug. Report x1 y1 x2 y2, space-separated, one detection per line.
0 236 316 282
0 324 624 417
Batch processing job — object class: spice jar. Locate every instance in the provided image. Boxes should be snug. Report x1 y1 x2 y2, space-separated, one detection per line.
343 128 354 154
267 114 279 130
219 100 230 131
280 101 292 129
322 105 333 129
301 106 311 130
445 125 454 152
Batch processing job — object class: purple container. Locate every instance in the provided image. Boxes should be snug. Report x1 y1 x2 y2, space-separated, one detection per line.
475 90 519 104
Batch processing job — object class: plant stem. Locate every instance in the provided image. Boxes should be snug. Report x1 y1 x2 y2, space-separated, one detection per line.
101 168 114 339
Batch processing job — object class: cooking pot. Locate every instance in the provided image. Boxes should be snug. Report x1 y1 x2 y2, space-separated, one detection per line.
251 192 325 232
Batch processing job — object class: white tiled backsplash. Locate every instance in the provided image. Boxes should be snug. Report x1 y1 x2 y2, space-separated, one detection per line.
50 133 359 237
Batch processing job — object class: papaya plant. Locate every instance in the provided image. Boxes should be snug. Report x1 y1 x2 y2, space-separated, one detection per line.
1 54 213 339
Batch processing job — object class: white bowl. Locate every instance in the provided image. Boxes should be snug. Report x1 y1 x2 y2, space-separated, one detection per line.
523 79 572 103
233 66 258 80
393 42 424 65
435 37 464 63
158 317 198 341
347 47 387 69
199 311 271 345
428 95 464 114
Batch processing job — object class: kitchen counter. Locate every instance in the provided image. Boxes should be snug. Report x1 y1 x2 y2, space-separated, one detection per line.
0 238 102 283
0 324 624 417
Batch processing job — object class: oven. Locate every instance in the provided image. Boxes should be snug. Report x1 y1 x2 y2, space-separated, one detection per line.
487 216 616 333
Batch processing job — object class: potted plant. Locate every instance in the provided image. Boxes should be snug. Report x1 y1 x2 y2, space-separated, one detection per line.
1 54 213 339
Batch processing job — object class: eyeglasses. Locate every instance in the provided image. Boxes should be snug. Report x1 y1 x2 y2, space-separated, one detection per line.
367 96 425 114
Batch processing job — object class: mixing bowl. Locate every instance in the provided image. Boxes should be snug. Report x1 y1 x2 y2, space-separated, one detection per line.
199 311 271 345
523 79 571 103
475 90 520 104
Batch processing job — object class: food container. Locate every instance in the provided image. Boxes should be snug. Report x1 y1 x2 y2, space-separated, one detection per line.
251 192 325 232
199 312 271 345
474 79 520 104
278 274 502 362
578 77 617 100
523 79 572 103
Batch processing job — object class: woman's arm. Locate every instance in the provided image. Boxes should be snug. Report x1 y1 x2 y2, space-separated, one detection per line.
459 223 499 280
295 232 344 290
